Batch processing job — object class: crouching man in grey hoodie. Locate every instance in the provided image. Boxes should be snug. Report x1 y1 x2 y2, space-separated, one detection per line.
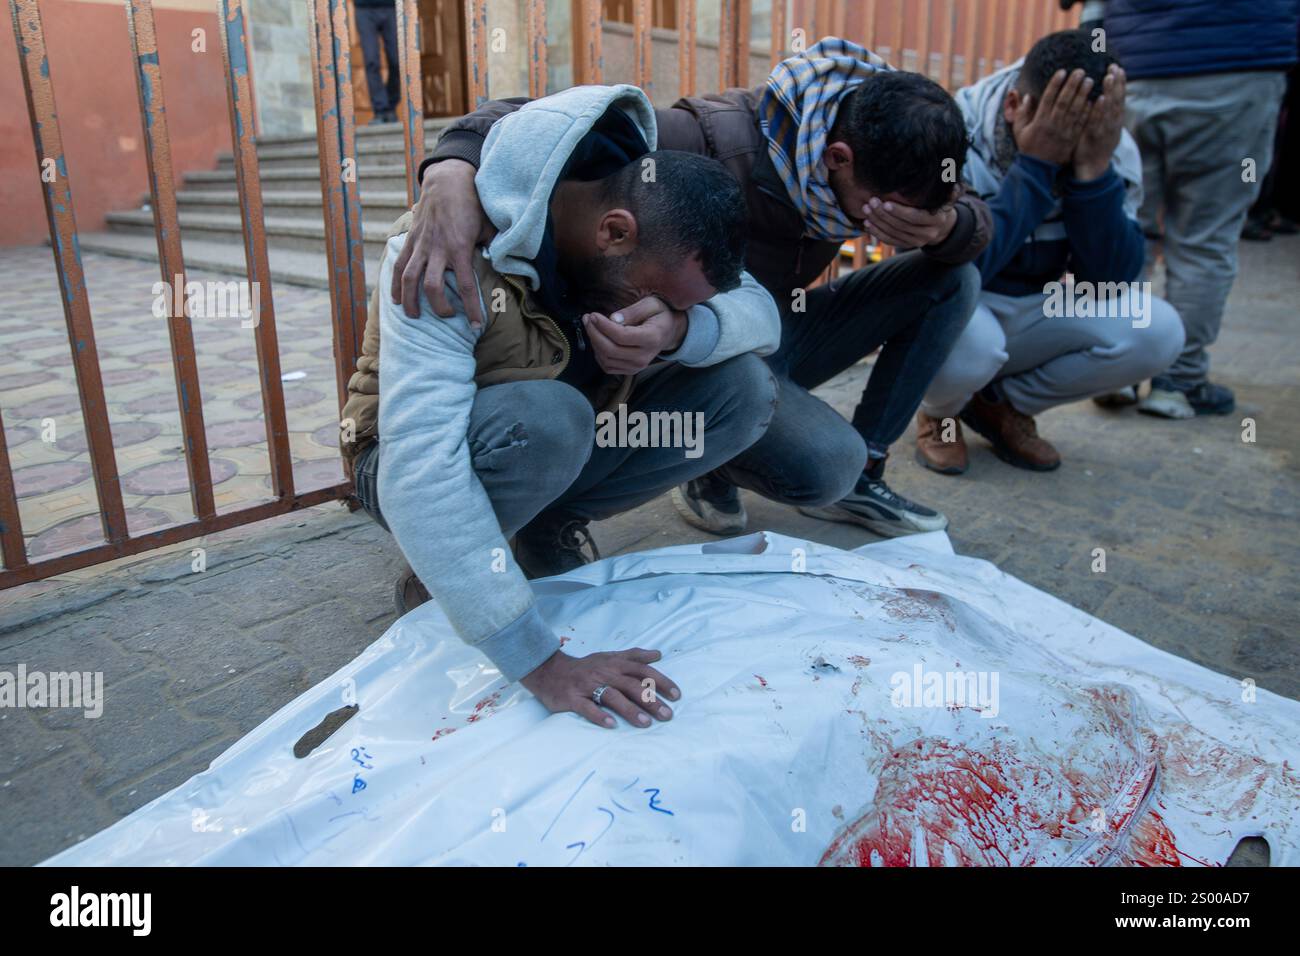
339 85 781 728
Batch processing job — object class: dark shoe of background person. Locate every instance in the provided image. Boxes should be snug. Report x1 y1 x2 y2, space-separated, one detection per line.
672 473 748 534
1092 384 1140 408
1186 381 1236 416
1241 218 1274 241
394 566 431 615
799 458 949 537
513 511 601 579
961 390 1061 471
914 410 968 475
1264 210 1299 235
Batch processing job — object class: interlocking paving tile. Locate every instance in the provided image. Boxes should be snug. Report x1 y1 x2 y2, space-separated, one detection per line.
1 245 342 559
27 507 174 559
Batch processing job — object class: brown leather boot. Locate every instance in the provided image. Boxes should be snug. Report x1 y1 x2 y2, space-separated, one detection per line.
914 410 968 475
394 567 431 615
960 392 1061 471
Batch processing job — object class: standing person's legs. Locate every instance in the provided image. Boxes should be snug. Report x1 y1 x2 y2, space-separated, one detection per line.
1126 71 1286 417
377 6 402 118
1129 88 1168 270
676 253 979 537
354 8 390 120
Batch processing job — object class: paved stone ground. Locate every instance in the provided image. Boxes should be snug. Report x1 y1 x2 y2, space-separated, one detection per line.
0 246 345 559
0 236 1295 866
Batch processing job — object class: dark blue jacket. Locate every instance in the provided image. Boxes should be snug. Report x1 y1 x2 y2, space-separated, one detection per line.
1104 0 1298 79
973 155 1145 297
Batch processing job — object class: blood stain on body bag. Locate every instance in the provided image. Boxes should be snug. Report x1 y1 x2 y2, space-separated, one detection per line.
819 686 1169 867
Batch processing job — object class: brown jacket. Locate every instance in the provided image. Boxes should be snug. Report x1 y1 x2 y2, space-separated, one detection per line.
339 211 633 461
426 87 993 307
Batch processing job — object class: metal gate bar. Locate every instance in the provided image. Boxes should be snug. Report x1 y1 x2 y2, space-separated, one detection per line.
396 0 427 205
125 0 217 522
8 0 129 559
2 0 363 589
218 0 295 501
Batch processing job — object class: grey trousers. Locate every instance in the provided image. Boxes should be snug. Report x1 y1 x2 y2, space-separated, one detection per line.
921 289 1185 419
352 354 777 535
1125 70 1287 388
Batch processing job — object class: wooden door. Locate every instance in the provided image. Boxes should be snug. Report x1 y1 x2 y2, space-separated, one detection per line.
349 0 468 124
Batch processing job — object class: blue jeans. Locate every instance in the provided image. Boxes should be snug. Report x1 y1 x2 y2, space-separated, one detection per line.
717 253 980 505
353 353 777 533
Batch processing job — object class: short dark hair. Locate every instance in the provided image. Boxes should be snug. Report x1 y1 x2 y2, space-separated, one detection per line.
1019 29 1116 102
829 71 968 212
600 150 747 292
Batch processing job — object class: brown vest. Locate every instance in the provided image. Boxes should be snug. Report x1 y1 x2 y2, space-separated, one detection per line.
661 88 845 307
338 212 634 461
660 87 990 303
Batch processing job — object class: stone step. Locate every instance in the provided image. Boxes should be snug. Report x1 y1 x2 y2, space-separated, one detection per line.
74 230 378 293
244 116 452 151
213 118 450 170
104 209 393 258
216 138 435 171
157 189 412 224
183 164 413 195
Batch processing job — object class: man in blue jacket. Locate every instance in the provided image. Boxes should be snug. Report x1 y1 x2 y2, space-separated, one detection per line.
1108 0 1298 418
914 30 1184 474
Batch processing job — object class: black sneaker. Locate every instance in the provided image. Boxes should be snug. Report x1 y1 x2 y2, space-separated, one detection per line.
1185 381 1236 416
672 473 747 535
512 511 601 579
798 472 949 538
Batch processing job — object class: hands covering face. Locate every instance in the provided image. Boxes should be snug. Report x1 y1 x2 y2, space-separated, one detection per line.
1013 64 1127 180
859 188 959 249
582 295 689 377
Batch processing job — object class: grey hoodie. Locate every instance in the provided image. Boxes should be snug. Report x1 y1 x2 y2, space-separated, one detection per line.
375 84 780 682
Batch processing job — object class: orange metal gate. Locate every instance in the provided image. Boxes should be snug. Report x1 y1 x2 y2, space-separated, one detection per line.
2 0 1076 589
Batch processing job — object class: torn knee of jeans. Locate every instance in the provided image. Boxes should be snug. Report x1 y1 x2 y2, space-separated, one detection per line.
470 421 529 469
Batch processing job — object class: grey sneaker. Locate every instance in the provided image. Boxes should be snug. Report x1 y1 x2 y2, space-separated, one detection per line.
799 473 949 538
1138 386 1194 419
1140 378 1235 419
672 474 747 535
512 511 600 579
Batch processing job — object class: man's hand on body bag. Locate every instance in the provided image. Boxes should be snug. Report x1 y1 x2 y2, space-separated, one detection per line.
520 648 682 728
582 296 689 376
391 158 495 327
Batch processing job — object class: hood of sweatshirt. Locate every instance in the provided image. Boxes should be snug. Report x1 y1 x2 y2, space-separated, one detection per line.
475 84 659 289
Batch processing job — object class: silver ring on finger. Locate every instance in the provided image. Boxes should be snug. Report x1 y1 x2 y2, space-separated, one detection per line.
592 684 610 705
